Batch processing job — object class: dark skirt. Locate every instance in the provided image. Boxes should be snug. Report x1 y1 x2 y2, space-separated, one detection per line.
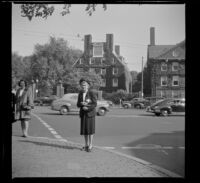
80 115 95 135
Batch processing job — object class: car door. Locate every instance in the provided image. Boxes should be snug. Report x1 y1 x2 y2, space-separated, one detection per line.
69 94 79 112
170 100 179 112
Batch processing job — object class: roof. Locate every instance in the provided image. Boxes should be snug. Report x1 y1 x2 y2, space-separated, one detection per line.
148 45 174 59
148 40 185 60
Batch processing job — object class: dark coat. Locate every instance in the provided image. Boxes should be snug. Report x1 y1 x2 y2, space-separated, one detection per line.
77 90 97 135
15 87 34 121
77 90 97 118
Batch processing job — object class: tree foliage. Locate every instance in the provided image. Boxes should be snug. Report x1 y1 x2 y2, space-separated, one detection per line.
21 4 107 21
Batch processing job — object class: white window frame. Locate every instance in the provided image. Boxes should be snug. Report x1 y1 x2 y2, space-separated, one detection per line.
101 79 106 87
101 68 106 75
89 58 95 65
172 62 179 71
112 78 118 87
161 76 167 86
93 43 104 57
161 63 167 71
113 68 118 75
172 76 179 86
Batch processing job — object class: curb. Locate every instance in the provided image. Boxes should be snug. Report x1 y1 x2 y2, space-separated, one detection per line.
24 135 182 177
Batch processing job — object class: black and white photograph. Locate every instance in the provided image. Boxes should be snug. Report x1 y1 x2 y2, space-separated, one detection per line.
11 3 185 178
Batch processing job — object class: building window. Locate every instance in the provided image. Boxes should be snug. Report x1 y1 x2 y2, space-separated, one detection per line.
172 62 179 71
161 63 167 71
172 76 179 86
161 76 167 86
95 68 101 74
89 58 95 65
113 78 118 87
172 90 179 98
93 43 103 57
112 58 115 64
89 68 95 73
101 68 106 75
101 79 106 87
113 68 118 75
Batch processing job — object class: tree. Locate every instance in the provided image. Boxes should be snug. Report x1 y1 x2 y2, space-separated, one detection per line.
20 4 107 21
12 52 28 87
29 36 83 96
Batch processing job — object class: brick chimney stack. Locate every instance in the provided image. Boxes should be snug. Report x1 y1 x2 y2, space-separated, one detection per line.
84 34 92 56
106 34 113 53
115 45 120 56
150 27 155 46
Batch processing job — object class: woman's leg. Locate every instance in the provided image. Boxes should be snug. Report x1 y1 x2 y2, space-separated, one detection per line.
84 135 89 147
21 120 29 137
88 135 94 149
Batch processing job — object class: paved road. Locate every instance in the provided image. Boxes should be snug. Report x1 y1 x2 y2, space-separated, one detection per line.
13 106 185 176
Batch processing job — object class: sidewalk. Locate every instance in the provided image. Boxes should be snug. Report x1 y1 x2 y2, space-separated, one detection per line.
12 135 181 178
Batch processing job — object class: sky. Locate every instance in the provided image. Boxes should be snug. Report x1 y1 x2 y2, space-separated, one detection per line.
12 4 185 72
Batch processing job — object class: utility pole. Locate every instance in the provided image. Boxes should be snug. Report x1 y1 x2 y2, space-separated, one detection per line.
141 56 144 98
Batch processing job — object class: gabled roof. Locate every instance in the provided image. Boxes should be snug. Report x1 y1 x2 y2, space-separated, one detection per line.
148 40 185 60
148 45 174 59
155 40 185 59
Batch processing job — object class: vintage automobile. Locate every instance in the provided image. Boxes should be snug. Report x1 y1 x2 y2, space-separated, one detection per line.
122 98 150 109
146 98 185 116
51 93 110 116
34 95 59 106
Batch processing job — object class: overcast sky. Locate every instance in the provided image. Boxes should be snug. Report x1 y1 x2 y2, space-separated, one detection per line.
12 4 185 72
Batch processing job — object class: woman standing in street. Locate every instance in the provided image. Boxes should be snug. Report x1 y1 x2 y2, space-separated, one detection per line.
77 78 97 152
15 79 34 137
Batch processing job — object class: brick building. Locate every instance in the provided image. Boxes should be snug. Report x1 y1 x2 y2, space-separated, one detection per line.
73 34 132 93
146 27 185 98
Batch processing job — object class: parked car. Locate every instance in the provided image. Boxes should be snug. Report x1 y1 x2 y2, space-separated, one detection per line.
146 98 185 116
122 98 150 109
34 95 59 106
51 93 110 116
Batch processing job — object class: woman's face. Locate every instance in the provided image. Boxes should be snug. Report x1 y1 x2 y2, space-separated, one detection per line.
80 81 89 92
19 81 26 88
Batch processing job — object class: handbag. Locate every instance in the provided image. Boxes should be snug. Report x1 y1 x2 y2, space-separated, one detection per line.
21 104 31 111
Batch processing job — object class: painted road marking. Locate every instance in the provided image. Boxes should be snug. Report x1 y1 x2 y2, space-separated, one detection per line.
31 113 68 142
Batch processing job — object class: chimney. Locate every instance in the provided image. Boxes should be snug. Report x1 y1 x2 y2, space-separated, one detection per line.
150 27 155 46
84 34 92 56
106 34 113 53
115 45 120 56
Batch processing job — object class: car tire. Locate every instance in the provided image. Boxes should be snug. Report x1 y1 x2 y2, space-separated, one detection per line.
161 110 168 116
123 104 129 109
135 105 141 109
60 106 69 115
97 108 107 116
155 113 161 116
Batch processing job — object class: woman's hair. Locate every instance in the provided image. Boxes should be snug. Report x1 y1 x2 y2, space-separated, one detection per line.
18 79 28 87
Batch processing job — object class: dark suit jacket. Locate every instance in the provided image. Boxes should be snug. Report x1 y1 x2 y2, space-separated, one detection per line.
77 90 97 118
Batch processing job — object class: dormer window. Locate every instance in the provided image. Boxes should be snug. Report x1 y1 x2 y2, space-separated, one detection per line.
93 43 103 57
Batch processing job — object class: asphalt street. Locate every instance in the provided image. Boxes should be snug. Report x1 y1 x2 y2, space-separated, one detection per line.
12 106 185 176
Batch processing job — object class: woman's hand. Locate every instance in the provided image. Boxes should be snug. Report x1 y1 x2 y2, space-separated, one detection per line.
82 106 88 111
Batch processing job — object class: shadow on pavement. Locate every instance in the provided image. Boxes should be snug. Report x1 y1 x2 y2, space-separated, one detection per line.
124 130 185 176
17 139 81 151
39 112 78 116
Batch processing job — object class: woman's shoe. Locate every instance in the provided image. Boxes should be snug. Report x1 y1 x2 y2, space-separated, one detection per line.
87 146 93 152
81 146 88 151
